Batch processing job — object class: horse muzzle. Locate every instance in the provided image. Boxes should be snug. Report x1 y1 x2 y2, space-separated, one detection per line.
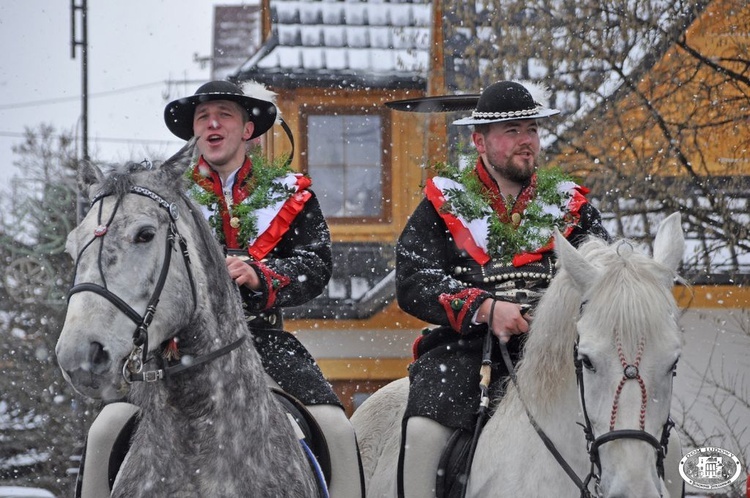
56 337 129 400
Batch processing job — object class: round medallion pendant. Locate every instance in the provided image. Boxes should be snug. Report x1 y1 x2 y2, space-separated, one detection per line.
511 213 522 225
624 365 639 379
230 217 241 229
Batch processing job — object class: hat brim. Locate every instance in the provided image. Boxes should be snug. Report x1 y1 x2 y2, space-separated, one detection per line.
452 108 560 126
164 92 277 141
386 95 481 113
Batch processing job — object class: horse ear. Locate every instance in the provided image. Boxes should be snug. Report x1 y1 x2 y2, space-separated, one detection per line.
160 137 199 182
652 212 684 272
554 228 598 293
78 160 104 199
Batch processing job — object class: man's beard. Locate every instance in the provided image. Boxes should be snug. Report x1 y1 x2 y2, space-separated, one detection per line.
487 155 538 184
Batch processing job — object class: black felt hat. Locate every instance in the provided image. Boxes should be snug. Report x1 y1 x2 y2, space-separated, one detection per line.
452 81 560 126
164 80 278 141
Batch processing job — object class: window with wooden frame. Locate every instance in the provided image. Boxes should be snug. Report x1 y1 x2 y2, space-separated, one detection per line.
301 107 391 224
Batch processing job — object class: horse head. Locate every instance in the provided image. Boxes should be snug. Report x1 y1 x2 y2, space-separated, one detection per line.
555 212 685 497
56 140 211 400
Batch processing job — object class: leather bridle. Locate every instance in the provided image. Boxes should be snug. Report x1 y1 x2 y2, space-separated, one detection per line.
67 185 242 383
574 330 675 495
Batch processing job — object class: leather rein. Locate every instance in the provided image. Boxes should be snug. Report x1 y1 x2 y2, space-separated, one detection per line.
67 184 244 383
490 301 675 497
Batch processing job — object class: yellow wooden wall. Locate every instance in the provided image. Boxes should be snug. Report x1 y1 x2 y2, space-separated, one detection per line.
557 0 749 177
259 86 432 243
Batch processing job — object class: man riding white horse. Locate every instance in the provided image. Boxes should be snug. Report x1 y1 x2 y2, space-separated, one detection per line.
395 80 611 497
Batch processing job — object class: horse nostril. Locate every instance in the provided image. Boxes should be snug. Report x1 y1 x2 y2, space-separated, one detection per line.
88 341 111 374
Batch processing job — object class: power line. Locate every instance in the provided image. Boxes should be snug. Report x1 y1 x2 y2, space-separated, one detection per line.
0 130 182 147
0 81 168 111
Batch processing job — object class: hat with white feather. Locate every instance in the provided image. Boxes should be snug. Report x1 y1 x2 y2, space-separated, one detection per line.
452 80 560 126
164 80 278 141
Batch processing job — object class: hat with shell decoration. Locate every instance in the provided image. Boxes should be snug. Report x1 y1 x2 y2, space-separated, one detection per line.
452 80 560 126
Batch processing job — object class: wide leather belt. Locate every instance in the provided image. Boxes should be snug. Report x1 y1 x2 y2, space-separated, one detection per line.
491 286 545 304
451 256 555 304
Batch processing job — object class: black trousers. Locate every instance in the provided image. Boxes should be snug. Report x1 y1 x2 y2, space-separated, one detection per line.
404 326 524 432
251 327 342 407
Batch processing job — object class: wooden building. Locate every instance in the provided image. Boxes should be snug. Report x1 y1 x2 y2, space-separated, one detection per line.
212 0 449 413
547 0 749 302
211 0 749 414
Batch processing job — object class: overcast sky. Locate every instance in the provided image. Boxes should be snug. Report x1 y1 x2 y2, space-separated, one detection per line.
0 0 252 188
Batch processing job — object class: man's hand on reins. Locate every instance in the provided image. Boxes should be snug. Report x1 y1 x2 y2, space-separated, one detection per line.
225 256 261 290
476 298 531 343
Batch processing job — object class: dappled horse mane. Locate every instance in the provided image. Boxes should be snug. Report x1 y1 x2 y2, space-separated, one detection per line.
511 235 681 414
97 161 152 197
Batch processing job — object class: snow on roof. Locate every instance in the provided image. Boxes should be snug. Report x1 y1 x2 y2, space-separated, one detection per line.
234 0 432 88
595 183 750 282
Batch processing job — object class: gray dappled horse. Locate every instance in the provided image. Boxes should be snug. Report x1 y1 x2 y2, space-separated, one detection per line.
352 214 686 497
56 142 319 497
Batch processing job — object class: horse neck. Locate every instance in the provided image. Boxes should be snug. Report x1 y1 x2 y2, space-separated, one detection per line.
174 200 250 363
122 261 293 493
472 271 588 493
118 342 298 496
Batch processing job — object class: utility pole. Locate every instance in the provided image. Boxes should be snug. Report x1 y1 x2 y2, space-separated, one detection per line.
71 0 88 222
71 0 88 162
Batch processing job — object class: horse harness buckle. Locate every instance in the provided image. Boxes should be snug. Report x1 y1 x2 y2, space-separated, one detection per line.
142 370 165 382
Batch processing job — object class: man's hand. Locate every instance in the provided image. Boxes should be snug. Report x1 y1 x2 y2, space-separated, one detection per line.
476 298 531 343
225 256 261 290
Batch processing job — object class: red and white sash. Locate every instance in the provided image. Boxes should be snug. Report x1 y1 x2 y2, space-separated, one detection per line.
425 175 588 266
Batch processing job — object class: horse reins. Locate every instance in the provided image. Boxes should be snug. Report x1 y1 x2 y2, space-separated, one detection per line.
68 185 241 383
459 301 498 498
493 310 593 497
469 300 674 498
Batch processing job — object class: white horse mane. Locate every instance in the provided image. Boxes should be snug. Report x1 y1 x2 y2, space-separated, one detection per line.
511 236 682 414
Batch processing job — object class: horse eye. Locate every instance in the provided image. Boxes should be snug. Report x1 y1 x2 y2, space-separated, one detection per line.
135 227 156 243
580 355 596 372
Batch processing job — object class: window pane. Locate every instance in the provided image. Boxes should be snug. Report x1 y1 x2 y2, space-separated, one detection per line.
312 164 345 216
308 114 383 218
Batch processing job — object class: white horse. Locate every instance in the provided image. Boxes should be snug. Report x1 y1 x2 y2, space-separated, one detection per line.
352 213 686 498
55 143 320 497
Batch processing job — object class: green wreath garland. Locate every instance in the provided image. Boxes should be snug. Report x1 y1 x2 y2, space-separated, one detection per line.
186 148 296 248
432 160 578 262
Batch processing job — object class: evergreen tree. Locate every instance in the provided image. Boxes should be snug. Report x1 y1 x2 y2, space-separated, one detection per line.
0 124 96 495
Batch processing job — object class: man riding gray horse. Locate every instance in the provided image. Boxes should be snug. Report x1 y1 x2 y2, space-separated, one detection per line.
81 80 363 497
165 80 363 497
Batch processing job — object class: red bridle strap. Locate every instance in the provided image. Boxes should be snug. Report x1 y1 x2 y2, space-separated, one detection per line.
609 335 647 431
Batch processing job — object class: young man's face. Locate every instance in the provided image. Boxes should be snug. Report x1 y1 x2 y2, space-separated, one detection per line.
193 100 255 171
473 119 540 184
